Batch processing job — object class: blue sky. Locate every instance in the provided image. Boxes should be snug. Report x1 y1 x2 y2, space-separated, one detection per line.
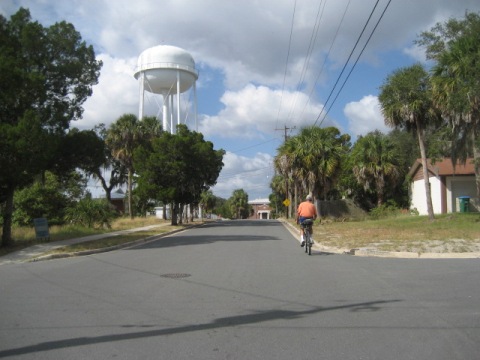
2 0 480 200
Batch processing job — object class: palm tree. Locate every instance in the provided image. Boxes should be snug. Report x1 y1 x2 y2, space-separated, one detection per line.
351 131 400 206
431 34 480 198
199 189 216 219
294 126 349 201
274 126 349 218
229 189 249 219
269 174 286 217
379 64 441 220
139 116 163 140
106 114 142 219
274 141 296 218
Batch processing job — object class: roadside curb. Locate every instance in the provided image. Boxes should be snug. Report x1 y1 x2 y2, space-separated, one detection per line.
279 219 480 259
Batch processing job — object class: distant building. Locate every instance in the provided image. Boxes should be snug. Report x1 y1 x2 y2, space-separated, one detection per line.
248 198 272 219
109 189 126 214
154 206 170 219
408 158 478 214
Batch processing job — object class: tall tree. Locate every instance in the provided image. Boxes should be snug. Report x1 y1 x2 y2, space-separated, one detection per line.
134 125 224 225
350 131 401 206
421 13 480 198
84 124 128 203
379 64 441 220
295 126 350 201
0 8 102 246
105 115 162 217
274 138 299 218
229 189 249 219
199 190 216 219
106 114 142 218
274 126 350 218
269 174 287 218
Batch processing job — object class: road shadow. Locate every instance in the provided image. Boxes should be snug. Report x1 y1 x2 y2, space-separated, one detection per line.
0 299 402 357
132 233 282 249
201 219 283 228
129 220 284 249
310 250 337 256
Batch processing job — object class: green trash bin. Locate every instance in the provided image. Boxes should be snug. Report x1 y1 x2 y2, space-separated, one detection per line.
458 196 470 213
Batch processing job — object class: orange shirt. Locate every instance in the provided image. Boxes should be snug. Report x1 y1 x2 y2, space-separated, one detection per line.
297 201 317 218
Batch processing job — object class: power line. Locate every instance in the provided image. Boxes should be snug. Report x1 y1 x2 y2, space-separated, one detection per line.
297 0 352 123
319 0 393 123
217 166 272 180
285 0 327 124
228 137 280 154
313 0 382 127
275 0 297 132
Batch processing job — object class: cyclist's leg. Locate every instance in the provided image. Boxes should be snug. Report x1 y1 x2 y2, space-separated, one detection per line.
299 217 306 246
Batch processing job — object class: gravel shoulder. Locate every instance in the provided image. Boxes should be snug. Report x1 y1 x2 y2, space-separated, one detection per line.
281 219 480 259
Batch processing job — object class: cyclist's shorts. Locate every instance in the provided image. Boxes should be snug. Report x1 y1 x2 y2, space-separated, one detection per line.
299 216 313 224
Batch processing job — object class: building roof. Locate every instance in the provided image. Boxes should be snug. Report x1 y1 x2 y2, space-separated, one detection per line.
110 189 125 200
248 198 270 205
408 158 475 178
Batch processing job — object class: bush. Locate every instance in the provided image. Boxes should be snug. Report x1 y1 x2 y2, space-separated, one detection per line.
369 202 401 220
13 181 69 226
65 198 117 228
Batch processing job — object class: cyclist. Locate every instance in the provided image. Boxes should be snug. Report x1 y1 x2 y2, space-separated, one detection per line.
296 195 317 247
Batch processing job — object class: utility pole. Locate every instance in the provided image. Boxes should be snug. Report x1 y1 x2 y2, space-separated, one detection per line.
275 125 295 143
275 125 295 218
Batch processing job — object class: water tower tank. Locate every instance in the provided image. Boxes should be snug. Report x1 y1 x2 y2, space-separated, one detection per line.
134 45 199 134
134 45 198 95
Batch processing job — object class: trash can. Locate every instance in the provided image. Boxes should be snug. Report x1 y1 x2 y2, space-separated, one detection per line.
458 196 470 213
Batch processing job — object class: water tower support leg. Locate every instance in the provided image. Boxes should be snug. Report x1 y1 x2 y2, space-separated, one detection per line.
177 70 181 128
170 95 175 134
194 81 198 132
162 94 168 133
138 72 145 120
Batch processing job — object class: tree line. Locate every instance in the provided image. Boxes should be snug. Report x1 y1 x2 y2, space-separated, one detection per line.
0 8 224 247
272 12 480 220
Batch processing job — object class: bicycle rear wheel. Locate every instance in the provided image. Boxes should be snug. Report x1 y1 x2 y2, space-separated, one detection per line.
304 230 309 254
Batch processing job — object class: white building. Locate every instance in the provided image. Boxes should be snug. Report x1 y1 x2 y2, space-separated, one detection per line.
408 158 477 215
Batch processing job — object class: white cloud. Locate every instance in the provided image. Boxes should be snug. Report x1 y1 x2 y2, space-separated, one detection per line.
198 84 332 139
344 95 390 138
211 151 274 200
403 45 427 63
77 54 139 129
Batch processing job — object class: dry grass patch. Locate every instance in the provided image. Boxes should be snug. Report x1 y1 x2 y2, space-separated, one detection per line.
1 216 196 257
291 213 480 253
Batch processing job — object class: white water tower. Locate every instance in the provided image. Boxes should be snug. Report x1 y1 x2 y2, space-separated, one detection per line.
134 45 199 134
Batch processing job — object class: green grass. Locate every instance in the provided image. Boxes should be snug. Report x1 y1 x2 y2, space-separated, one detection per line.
311 213 480 253
42 228 174 256
0 216 187 257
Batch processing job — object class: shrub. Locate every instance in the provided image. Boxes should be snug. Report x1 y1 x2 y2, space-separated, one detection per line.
65 198 117 228
13 181 69 226
369 202 401 220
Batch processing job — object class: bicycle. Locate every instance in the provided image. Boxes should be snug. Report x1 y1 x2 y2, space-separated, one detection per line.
301 218 314 255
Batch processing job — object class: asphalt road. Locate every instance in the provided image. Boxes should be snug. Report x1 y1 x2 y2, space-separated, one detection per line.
0 220 478 359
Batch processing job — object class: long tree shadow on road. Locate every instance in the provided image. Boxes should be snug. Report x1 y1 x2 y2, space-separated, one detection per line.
0 299 402 357
200 219 283 228
130 220 286 249
131 234 282 249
